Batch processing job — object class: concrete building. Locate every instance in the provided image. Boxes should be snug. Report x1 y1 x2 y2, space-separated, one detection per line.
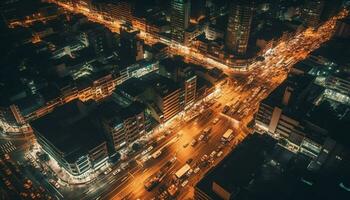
144 74 182 122
31 100 109 178
159 57 197 109
334 18 350 38
194 132 350 200
255 74 327 156
80 22 116 55
194 133 277 200
225 0 254 56
325 73 350 97
254 71 350 161
301 0 325 28
100 101 146 151
146 42 170 60
96 0 133 24
117 73 182 123
170 0 191 44
117 59 159 85
119 25 144 67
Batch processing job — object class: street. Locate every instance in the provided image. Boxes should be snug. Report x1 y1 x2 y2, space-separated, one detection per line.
1 1 348 200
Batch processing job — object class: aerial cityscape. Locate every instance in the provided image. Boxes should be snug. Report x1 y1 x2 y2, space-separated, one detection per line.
0 0 350 200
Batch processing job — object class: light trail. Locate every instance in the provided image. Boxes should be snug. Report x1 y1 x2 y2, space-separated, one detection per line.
42 1 349 199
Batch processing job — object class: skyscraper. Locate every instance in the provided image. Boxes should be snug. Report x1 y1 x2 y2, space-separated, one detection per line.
119 25 144 67
225 0 254 56
301 0 325 28
170 0 191 44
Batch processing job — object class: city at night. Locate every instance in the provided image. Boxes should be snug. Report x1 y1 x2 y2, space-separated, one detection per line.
1 0 350 200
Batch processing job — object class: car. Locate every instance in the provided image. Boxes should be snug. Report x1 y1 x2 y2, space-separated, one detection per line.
217 151 223 157
186 169 193 176
164 130 172 136
104 167 112 175
186 158 193 164
217 144 225 151
23 179 32 189
4 168 12 175
213 118 220 124
201 154 208 162
4 154 10 160
141 150 148 156
157 135 165 141
113 168 121 175
222 105 230 114
160 190 169 199
54 182 60 189
181 180 189 187
203 127 212 134
190 139 197 147
183 143 189 148
147 146 154 152
208 157 214 163
198 134 204 141
194 167 200 174
121 162 129 170
4 179 11 186
210 151 217 158
142 156 149 162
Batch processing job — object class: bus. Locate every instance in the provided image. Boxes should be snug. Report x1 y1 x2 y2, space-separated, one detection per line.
174 164 191 179
222 129 234 142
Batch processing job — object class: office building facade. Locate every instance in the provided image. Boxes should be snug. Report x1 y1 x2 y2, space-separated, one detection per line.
170 0 191 44
119 26 144 67
31 100 109 178
225 0 254 56
102 102 146 151
301 0 325 28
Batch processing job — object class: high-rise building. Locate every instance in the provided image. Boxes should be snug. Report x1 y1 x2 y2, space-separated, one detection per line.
194 133 277 200
183 74 197 109
170 0 191 44
334 18 350 38
96 0 134 24
158 57 196 109
320 0 342 21
119 25 144 67
80 23 116 55
301 0 325 28
225 0 254 56
101 101 146 151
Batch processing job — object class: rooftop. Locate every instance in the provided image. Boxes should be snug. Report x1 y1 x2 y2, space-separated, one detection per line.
196 133 350 200
262 73 319 116
98 99 145 127
312 38 350 67
196 133 277 199
31 100 105 163
141 73 180 97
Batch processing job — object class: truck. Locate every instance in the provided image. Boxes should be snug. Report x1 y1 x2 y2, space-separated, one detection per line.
222 129 234 142
174 164 191 179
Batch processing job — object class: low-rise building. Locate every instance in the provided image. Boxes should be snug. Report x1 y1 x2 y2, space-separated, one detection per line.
31 100 109 178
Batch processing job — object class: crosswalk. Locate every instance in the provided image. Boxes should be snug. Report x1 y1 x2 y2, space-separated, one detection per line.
0 141 17 154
